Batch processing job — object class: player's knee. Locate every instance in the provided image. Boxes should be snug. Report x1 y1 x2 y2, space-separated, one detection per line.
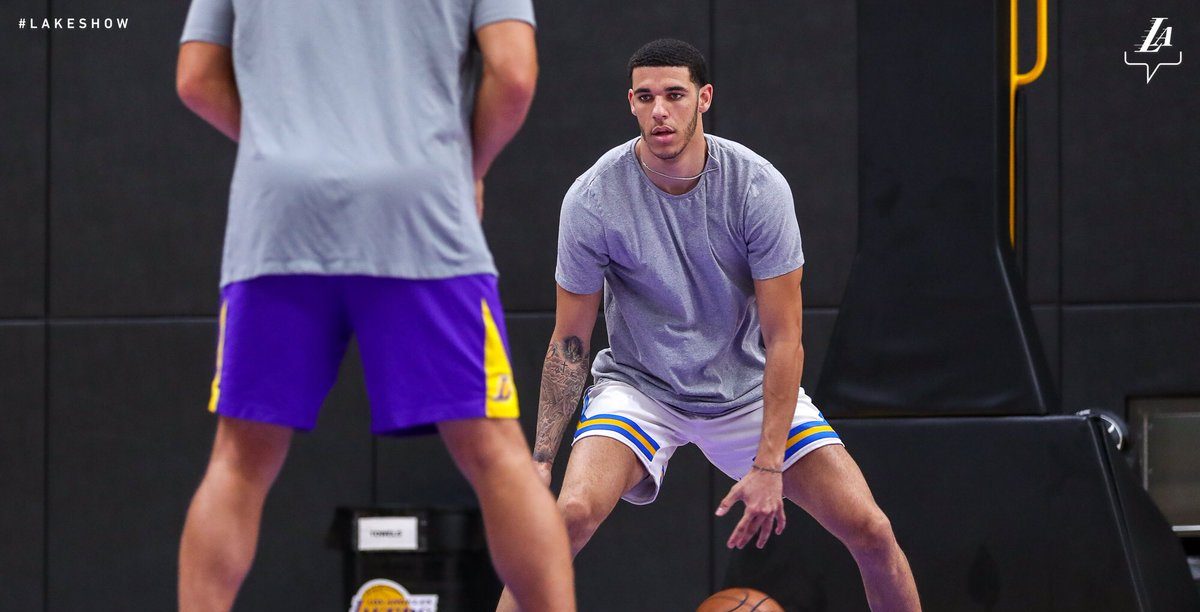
209 445 285 491
557 494 604 546
463 450 530 491
443 423 527 484
843 510 897 559
209 420 291 489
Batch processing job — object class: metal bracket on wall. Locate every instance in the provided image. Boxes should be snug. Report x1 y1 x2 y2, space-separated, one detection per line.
1009 0 1048 247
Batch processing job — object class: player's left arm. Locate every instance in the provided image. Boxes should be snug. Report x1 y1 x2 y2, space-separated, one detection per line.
752 266 805 476
717 266 804 549
472 19 538 219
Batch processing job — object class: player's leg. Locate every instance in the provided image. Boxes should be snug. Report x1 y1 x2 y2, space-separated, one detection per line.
494 435 648 612
179 417 291 612
557 435 650 555
440 417 576 612
179 276 349 612
350 274 579 612
783 445 920 612
704 396 918 611
496 380 675 612
555 380 678 554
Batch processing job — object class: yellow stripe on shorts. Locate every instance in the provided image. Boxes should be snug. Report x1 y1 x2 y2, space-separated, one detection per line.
786 424 835 448
482 299 519 418
207 301 228 413
577 417 657 455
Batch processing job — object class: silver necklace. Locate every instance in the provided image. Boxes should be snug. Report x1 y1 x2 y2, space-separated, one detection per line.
637 139 719 181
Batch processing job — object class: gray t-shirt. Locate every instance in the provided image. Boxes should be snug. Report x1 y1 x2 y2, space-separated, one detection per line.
180 0 535 286
556 135 805 417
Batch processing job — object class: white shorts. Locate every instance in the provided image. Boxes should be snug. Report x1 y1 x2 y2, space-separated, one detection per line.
571 379 844 505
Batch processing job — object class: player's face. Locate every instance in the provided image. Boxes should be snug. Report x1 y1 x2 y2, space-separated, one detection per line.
628 66 713 160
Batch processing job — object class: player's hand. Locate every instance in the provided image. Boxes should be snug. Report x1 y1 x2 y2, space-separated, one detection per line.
716 466 786 549
533 460 553 487
475 178 485 221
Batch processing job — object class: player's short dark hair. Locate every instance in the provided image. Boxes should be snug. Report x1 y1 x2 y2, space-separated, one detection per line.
627 38 709 88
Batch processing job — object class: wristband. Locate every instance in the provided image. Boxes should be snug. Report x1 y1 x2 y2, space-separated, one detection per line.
751 463 783 474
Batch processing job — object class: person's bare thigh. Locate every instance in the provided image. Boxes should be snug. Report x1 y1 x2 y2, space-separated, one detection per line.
559 436 649 504
782 444 886 539
437 418 531 481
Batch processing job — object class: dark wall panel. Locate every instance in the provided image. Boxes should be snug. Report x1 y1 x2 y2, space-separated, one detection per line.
50 0 232 317
47 322 215 609
713 0 857 307
1060 0 1200 302
800 309 838 396
47 322 373 610
1061 305 1200 416
1031 305 1061 390
0 0 46 316
374 419 471 505
485 1 710 312
0 324 45 609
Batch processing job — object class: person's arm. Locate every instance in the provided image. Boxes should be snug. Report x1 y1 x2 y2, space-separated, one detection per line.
176 41 240 141
716 266 804 549
472 20 537 217
531 285 602 484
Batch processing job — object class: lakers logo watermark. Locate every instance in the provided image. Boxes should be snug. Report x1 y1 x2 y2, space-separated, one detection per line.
1124 17 1182 83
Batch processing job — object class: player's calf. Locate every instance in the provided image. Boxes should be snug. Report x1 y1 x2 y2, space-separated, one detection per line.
179 418 292 612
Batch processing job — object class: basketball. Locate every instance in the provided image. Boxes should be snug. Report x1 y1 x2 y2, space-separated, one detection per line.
696 588 784 611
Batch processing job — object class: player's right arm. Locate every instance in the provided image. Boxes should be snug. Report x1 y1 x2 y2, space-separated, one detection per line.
176 42 240 142
532 285 602 484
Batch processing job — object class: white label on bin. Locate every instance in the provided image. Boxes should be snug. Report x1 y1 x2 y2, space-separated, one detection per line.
357 516 419 551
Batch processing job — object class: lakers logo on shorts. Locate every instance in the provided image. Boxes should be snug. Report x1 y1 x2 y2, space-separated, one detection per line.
492 374 514 402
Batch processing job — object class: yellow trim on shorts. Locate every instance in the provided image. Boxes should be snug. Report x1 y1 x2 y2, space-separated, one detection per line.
482 299 519 418
786 424 835 448
207 301 228 413
576 417 657 455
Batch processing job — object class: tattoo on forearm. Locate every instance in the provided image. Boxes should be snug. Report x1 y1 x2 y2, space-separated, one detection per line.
532 336 589 465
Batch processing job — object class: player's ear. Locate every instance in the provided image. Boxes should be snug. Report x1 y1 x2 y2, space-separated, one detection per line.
699 84 713 113
628 89 637 115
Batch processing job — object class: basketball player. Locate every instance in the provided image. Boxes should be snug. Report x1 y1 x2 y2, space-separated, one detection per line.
174 1 574 610
497 39 919 612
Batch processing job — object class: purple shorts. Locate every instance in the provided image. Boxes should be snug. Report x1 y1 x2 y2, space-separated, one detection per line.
206 274 519 434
